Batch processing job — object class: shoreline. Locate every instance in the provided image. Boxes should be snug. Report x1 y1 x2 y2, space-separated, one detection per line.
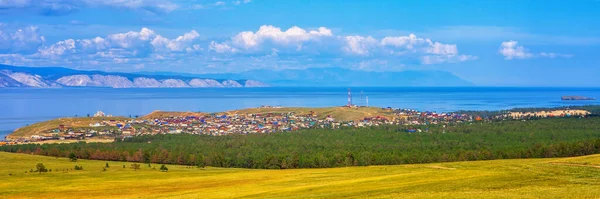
2 87 599 131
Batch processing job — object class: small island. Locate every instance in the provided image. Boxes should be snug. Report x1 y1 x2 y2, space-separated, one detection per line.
561 96 596 100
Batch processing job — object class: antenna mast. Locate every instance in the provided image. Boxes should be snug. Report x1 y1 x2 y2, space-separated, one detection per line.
347 88 352 107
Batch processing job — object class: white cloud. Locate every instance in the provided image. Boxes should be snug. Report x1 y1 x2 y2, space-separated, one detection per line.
232 0 252 6
1 25 206 69
379 34 459 56
38 39 76 57
1 24 477 72
499 40 572 60
152 30 201 52
34 27 202 64
427 42 458 55
0 53 31 65
106 28 156 49
381 34 425 49
0 24 46 53
209 41 238 53
499 40 533 60
214 1 225 6
0 0 178 15
342 33 475 64
231 25 333 50
209 25 474 65
342 36 377 55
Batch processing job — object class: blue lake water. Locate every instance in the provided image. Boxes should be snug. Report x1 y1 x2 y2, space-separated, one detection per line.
1 87 600 134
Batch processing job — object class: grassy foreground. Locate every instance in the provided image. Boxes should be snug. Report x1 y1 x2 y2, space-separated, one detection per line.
1 152 600 198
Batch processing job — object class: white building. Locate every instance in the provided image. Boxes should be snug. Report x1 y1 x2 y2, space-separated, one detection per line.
94 111 106 117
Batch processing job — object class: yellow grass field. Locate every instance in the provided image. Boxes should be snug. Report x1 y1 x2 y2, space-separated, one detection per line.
1 152 599 199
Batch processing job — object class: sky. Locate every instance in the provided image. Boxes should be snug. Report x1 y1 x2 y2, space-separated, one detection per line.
0 0 599 86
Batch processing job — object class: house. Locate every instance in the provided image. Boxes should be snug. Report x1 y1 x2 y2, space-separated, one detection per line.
89 122 103 127
94 111 106 117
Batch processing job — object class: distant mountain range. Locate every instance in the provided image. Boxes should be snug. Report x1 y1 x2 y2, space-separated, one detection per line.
0 64 472 88
142 67 473 87
0 64 268 88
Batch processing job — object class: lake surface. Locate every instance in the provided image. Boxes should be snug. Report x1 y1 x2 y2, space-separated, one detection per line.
1 87 600 133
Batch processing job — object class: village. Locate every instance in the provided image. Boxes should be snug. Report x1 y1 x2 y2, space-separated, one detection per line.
1 105 591 145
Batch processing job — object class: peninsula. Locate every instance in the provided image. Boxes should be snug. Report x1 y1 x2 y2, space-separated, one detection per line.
3 105 593 144
562 96 596 100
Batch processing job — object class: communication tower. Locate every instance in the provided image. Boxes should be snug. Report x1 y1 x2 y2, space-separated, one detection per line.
347 88 352 107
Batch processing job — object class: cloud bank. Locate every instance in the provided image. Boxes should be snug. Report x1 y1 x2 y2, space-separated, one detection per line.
0 24 477 72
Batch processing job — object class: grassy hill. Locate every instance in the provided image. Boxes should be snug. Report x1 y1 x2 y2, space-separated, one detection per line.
223 106 395 121
8 117 127 139
146 107 395 121
1 152 599 198
141 111 207 119
8 107 391 139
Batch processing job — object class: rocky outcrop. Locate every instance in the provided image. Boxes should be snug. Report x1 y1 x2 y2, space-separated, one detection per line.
0 65 269 88
189 79 224 87
244 80 269 87
0 73 24 87
91 75 134 88
56 75 263 88
222 80 243 87
160 79 189 87
1 70 60 88
56 75 97 86
57 75 135 88
133 77 162 88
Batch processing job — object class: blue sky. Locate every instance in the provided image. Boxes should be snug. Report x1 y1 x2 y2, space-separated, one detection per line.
0 0 599 86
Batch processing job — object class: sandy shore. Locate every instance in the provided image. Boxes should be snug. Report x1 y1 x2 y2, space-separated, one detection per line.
508 109 590 118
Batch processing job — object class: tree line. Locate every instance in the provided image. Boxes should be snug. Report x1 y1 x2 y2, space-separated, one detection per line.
2 118 600 169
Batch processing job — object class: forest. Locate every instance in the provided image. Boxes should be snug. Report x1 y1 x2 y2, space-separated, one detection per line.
2 117 600 169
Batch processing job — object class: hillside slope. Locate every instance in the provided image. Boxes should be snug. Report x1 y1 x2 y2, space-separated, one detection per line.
1 152 599 198
223 106 395 120
7 117 127 139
